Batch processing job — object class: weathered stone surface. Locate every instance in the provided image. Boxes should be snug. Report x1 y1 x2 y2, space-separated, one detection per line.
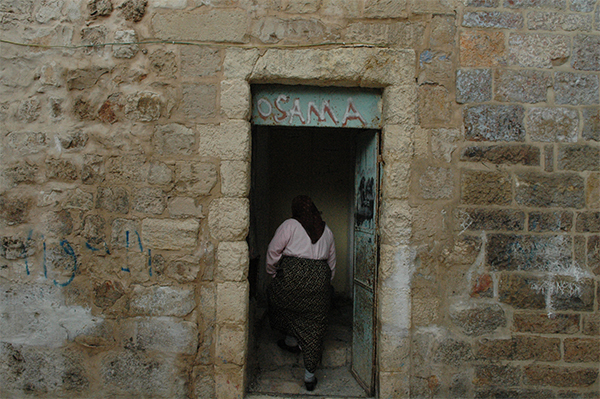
582 107 600 141
433 339 474 365
476 336 561 361
46 158 78 181
544 144 554 172
576 212 600 232
118 0 147 22
125 318 198 355
524 365 598 387
217 241 248 282
7 131 47 155
526 107 579 142
383 162 410 199
464 105 525 142
383 85 417 126
83 214 106 245
588 173 600 209
253 17 337 44
463 11 523 28
152 9 249 42
198 121 251 161
167 197 203 218
504 0 566 10
513 312 579 334
527 11 593 31
570 0 596 12
554 72 599 105
181 84 217 119
488 234 572 271
460 144 540 165
125 92 163 122
529 210 573 232
419 166 454 199
431 128 460 162
208 198 249 241
498 273 549 309
16 97 40 122
564 338 600 362
175 162 217 195
220 161 250 197
380 200 412 244
181 46 220 77
133 187 165 215
461 170 512 205
149 49 177 78
88 0 113 19
474 388 554 399
345 21 415 47
112 30 139 59
153 123 195 155
572 34 600 71
460 30 505 67
467 0 499 5
494 69 551 103
216 281 248 324
508 33 570 68
582 313 599 335
459 208 525 231
364 0 408 18
4 162 37 184
474 364 521 387
94 280 125 309
110 218 139 249
450 303 506 336
66 67 109 90
141 218 199 250
515 172 585 208
64 188 94 210
456 69 492 103
418 50 453 86
551 276 595 311
101 350 185 396
129 285 195 317
147 162 172 185
220 79 250 120
96 186 129 214
558 144 600 171
106 155 147 184
81 25 108 54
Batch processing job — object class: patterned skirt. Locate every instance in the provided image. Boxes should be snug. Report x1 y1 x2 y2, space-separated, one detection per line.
267 256 332 373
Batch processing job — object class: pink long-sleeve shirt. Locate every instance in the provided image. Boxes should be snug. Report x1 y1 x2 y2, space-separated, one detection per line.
266 218 336 279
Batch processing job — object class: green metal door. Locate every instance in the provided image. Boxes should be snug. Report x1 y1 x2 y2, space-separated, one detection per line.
351 131 379 396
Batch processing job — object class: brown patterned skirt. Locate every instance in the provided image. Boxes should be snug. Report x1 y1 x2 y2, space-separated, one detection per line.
267 256 332 373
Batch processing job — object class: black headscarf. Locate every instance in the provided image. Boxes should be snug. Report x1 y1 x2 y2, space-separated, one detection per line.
292 195 325 244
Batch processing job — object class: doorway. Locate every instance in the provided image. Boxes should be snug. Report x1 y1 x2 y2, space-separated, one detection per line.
247 125 379 397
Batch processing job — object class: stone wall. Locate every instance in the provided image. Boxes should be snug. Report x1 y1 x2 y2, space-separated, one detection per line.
0 0 597 398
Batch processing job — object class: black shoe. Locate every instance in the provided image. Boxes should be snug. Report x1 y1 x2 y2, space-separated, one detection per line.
277 339 301 354
305 377 317 391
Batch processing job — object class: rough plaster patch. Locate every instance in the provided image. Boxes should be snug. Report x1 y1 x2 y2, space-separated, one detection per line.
0 284 102 347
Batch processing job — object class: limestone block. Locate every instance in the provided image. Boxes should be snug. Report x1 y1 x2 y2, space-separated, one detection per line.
554 72 599 105
382 124 414 164
450 302 506 336
198 121 251 161
125 92 163 122
411 0 461 14
221 161 250 197
7 132 47 155
461 170 512 206
64 188 93 210
418 84 452 127
168 197 203 218
344 21 415 47
515 171 585 208
16 97 40 122
419 166 455 200
382 162 410 200
431 128 460 162
224 48 259 79
175 162 218 196
181 46 221 77
199 284 216 325
96 186 130 214
582 108 600 141
460 30 506 67
216 281 249 324
151 0 187 9
379 370 410 398
220 79 250 120
508 33 571 69
253 17 337 44
133 187 166 215
124 317 198 355
111 218 140 250
526 107 578 142
215 364 245 399
101 350 186 397
153 123 195 155
383 85 417 126
193 366 216 398
379 331 410 371
217 241 249 282
129 285 196 317
113 30 139 59
148 162 173 185
149 49 177 78
380 200 412 245
208 198 249 241
362 49 416 86
181 84 217 119
364 0 408 18
141 218 199 250
215 325 247 365
152 9 250 43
